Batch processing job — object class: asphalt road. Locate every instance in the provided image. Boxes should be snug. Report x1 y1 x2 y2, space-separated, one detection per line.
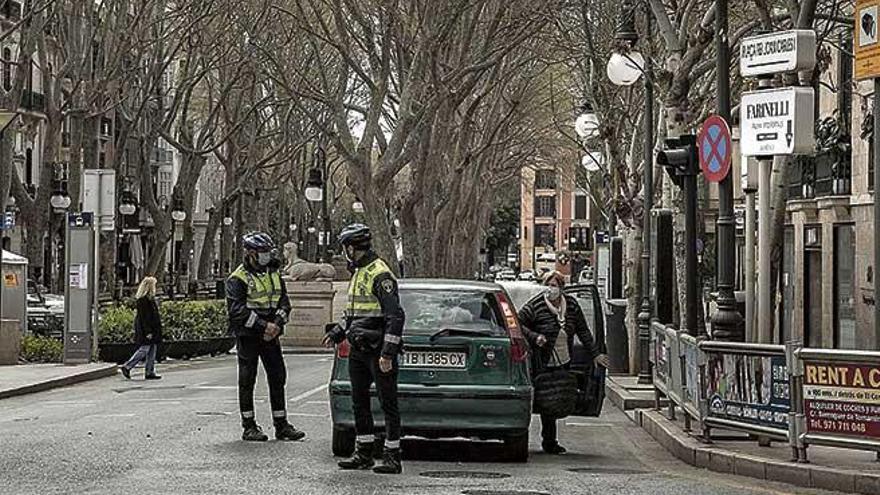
0 355 846 495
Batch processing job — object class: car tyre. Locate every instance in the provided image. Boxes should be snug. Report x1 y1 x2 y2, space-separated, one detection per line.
332 425 356 457
505 431 529 463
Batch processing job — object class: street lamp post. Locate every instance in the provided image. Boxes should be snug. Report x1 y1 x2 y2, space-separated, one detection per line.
306 145 331 262
608 0 654 382
170 198 186 300
709 0 743 341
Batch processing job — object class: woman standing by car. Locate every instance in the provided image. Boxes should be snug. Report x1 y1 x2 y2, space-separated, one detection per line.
120 276 162 380
517 271 609 454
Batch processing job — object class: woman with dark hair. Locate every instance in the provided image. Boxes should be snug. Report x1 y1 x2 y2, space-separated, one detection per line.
517 271 609 454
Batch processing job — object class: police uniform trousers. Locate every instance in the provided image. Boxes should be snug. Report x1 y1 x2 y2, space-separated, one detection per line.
349 347 401 445
237 335 287 419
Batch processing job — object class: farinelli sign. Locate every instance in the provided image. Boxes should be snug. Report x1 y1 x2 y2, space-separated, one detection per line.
740 87 815 156
740 30 816 77
804 362 880 438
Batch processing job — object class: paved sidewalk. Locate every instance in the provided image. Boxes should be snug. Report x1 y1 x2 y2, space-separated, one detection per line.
634 407 880 494
0 363 118 400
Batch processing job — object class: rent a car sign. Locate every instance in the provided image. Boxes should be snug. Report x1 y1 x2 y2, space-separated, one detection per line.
804 362 880 438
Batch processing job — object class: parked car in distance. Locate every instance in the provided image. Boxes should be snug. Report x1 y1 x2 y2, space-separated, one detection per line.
496 269 517 281
329 279 532 462
27 279 64 338
517 271 535 281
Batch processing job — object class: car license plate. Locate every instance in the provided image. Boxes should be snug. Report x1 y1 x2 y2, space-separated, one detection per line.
401 351 467 369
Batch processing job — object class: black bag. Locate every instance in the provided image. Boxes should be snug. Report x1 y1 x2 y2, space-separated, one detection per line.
532 348 578 419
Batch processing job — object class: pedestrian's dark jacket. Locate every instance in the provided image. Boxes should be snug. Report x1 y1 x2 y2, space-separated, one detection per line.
517 293 601 370
134 296 162 345
226 258 292 338
329 250 405 358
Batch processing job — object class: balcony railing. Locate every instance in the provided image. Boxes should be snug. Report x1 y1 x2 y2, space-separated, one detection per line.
788 117 851 200
20 90 46 113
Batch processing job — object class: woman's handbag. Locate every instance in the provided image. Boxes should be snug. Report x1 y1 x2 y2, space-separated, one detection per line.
532 347 578 419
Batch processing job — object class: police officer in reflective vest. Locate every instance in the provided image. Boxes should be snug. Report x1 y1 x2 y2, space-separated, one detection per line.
227 232 305 442
324 223 405 474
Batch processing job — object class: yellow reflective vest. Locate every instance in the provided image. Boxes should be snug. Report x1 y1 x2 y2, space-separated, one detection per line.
229 265 283 310
347 257 394 318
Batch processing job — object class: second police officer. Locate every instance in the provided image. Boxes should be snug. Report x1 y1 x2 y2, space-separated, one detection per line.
324 223 405 475
226 232 306 442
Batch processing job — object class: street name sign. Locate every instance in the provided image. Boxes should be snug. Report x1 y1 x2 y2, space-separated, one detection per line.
740 87 815 157
857 0 880 80
697 115 732 182
740 30 817 77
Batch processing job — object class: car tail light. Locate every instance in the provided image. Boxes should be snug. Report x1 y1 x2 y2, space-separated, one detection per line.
337 339 350 359
496 292 528 363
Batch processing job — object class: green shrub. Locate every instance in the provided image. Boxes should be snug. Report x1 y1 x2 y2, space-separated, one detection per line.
20 335 63 363
98 299 227 344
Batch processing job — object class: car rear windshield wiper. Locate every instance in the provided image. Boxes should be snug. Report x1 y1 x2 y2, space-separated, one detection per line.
429 327 498 342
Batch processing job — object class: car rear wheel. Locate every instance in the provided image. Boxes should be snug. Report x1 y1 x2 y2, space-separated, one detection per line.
504 431 529 463
332 425 355 457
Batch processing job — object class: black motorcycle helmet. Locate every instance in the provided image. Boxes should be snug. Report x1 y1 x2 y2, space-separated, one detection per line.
337 223 372 249
242 232 276 253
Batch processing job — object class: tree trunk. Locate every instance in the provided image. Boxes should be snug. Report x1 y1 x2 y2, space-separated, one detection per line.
198 208 220 279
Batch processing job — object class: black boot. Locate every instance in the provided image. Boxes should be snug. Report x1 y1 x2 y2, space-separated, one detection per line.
241 421 268 442
372 437 385 460
542 442 566 455
274 420 306 441
373 448 402 474
338 442 375 470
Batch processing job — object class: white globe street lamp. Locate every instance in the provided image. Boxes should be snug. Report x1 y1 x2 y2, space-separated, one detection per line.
575 110 600 139
223 216 233 226
606 51 645 86
171 208 187 222
50 191 71 211
581 152 603 173
352 197 365 214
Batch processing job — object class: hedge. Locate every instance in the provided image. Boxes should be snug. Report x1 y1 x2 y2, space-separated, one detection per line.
98 299 228 344
20 334 63 363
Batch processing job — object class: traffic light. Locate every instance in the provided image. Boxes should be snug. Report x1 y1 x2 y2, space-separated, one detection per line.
657 134 700 188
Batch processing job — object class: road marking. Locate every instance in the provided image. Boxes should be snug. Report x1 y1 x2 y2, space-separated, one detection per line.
565 422 617 427
305 400 327 405
288 384 328 404
43 401 96 406
92 413 136 418
191 385 238 390
287 412 326 418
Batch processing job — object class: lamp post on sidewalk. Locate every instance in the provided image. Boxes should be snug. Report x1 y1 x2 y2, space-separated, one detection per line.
607 0 654 382
709 0 743 342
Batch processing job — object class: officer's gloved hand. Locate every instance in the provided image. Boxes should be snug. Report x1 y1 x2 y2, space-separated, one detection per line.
322 324 345 348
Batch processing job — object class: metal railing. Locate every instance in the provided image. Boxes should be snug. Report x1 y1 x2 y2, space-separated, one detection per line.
651 324 880 462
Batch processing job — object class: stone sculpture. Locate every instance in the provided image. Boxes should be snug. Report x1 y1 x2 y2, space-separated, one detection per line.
283 241 337 281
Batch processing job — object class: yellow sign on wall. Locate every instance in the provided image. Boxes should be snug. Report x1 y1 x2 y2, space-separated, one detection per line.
857 0 880 80
3 272 17 288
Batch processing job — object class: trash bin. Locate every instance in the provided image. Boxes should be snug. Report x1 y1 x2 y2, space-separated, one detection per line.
605 299 629 374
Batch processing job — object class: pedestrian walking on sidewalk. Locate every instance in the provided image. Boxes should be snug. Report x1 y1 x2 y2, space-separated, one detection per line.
517 270 610 454
226 232 305 443
120 276 163 381
324 223 406 474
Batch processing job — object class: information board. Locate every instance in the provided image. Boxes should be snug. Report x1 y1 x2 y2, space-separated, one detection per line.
704 353 790 430
804 361 880 438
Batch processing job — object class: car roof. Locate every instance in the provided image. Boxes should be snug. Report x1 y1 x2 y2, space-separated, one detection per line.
399 278 502 292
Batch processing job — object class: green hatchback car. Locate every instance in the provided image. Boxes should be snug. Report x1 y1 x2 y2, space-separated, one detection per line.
329 279 533 461
328 279 607 462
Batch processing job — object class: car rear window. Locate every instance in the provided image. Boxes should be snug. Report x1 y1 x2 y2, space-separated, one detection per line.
400 289 506 336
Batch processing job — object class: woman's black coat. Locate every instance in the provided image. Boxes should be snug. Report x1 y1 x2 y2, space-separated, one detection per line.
134 296 162 346
517 293 599 370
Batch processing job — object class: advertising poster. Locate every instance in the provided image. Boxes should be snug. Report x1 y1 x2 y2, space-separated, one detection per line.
704 353 790 430
653 330 669 387
804 361 880 438
682 339 700 406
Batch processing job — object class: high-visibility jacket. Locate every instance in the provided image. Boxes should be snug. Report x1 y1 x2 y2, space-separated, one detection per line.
226 261 291 337
230 265 283 310
342 252 405 357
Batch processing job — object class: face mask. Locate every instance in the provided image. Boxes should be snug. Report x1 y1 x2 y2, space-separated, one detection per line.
257 252 273 266
344 247 355 263
546 286 561 300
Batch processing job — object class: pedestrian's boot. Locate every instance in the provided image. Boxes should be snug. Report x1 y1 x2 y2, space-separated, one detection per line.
373 448 402 474
241 421 268 442
274 420 306 441
338 442 375 470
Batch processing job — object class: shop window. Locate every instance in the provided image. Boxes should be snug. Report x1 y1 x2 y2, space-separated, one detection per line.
781 227 794 344
803 225 823 348
834 224 856 349
574 194 588 220
534 224 555 249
